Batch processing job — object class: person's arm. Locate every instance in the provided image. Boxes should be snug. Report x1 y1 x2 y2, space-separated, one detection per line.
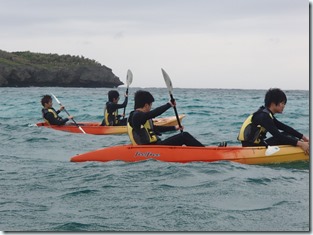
145 103 172 119
132 103 172 129
115 96 128 109
259 114 298 146
45 112 69 126
154 125 176 133
267 116 309 154
273 118 303 139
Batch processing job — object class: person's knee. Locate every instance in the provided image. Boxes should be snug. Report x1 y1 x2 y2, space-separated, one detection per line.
182 132 192 139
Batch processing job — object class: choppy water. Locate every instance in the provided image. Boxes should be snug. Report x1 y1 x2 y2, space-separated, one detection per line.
0 87 310 231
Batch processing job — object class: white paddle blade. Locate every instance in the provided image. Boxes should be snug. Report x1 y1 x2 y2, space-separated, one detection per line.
265 146 280 156
51 93 61 105
78 126 86 134
126 69 133 87
161 68 173 93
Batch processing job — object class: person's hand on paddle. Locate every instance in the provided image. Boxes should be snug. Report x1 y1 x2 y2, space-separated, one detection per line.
175 125 184 131
59 105 65 111
169 99 176 107
68 115 74 120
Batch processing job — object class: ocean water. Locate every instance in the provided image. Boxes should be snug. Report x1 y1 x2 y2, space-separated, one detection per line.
0 87 310 232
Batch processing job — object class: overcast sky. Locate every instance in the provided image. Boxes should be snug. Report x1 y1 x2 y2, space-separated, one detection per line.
0 0 309 90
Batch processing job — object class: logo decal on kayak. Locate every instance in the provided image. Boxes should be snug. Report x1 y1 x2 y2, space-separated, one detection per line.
134 151 160 158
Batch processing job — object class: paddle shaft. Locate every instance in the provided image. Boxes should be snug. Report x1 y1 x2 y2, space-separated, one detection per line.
51 93 86 134
63 108 77 125
170 94 183 133
122 69 133 117
61 107 86 134
122 87 129 117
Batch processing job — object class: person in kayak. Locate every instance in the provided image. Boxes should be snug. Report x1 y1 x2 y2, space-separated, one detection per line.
238 88 309 154
41 95 73 126
127 90 204 146
101 90 128 126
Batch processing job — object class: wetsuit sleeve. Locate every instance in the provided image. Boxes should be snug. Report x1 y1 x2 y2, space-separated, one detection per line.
44 112 69 126
132 103 172 128
145 103 172 119
259 113 300 146
154 125 176 133
273 118 303 139
108 97 128 111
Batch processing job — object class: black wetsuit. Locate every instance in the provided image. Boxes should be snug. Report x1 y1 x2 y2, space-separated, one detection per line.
101 96 128 126
242 106 303 147
42 108 69 126
128 103 204 147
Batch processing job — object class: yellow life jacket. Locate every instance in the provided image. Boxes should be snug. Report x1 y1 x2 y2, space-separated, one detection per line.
104 103 118 126
42 108 59 125
104 101 118 126
237 108 273 144
127 113 159 145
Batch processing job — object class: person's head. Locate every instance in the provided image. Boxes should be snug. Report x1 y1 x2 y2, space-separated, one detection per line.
41 95 52 108
134 90 155 110
264 88 287 107
108 90 120 102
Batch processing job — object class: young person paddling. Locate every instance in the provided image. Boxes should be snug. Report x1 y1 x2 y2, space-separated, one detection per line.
127 90 204 146
101 90 128 126
41 95 73 126
238 88 309 154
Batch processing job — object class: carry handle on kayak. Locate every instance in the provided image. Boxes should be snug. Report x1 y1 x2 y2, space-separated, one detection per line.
51 93 86 134
161 68 183 133
123 69 133 117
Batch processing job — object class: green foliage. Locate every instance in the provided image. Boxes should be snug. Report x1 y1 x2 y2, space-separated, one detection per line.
0 50 103 69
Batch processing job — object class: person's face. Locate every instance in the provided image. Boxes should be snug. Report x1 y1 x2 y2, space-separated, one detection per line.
113 97 120 103
144 103 152 112
274 101 286 114
45 100 53 108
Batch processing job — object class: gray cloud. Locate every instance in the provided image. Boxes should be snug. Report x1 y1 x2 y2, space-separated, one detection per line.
0 0 308 89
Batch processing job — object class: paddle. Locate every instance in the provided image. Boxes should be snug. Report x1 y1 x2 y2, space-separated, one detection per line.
51 93 86 134
161 68 183 133
123 69 133 117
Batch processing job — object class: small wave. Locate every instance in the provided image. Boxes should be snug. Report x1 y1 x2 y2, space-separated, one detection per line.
246 177 272 185
52 222 96 231
60 189 100 198
25 137 49 142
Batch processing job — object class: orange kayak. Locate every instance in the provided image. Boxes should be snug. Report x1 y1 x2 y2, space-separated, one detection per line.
70 144 309 165
36 114 185 135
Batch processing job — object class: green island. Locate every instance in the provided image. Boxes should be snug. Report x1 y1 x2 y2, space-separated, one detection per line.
0 50 123 87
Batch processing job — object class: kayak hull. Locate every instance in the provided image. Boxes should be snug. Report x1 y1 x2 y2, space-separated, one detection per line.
36 121 127 135
36 115 185 135
70 145 309 165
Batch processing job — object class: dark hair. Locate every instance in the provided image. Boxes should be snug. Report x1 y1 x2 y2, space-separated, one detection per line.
264 88 287 107
41 95 52 106
134 90 155 109
108 90 120 102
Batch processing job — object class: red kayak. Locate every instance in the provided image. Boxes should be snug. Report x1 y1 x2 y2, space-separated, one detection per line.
36 114 185 135
70 144 309 165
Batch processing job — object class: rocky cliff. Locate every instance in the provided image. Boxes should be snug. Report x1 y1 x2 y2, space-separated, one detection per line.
0 50 123 87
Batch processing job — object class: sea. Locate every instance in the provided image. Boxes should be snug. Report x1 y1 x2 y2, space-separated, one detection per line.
0 87 310 232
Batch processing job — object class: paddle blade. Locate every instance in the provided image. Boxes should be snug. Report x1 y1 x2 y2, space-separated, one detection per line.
51 93 61 105
265 146 280 156
161 68 173 94
126 69 133 87
78 126 86 134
